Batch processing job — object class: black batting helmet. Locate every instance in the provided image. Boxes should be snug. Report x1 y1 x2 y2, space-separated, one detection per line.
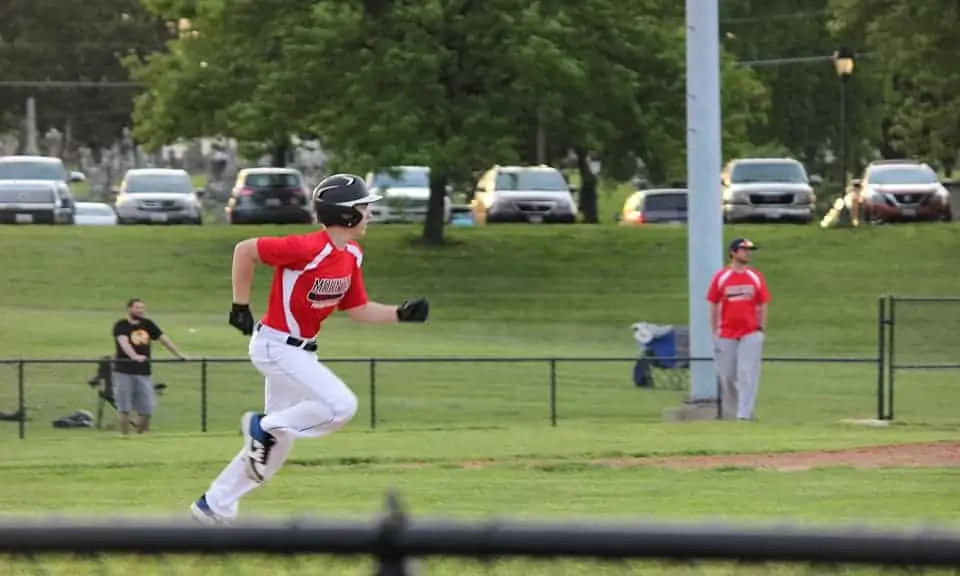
311 173 382 228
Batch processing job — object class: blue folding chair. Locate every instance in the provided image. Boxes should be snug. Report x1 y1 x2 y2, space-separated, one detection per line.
632 324 690 390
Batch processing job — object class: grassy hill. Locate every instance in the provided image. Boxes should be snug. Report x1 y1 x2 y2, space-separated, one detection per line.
2 223 957 351
1 222 958 434
3 221 960 549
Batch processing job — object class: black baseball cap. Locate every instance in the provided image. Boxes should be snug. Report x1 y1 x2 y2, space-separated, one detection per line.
729 238 758 253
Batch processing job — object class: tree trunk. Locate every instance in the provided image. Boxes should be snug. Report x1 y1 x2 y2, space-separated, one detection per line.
271 137 290 167
421 168 447 245
878 117 901 160
574 147 598 224
939 157 954 177
536 110 547 164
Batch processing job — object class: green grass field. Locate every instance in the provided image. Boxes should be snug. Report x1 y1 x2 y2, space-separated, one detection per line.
1 222 959 574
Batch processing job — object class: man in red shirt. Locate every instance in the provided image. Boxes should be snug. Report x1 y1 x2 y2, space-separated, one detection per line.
706 238 770 421
190 174 429 525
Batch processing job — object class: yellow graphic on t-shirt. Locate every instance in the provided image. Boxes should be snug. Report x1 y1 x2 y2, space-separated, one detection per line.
130 329 150 346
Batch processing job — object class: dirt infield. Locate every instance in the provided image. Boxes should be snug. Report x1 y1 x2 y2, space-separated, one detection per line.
446 441 960 472
588 440 960 472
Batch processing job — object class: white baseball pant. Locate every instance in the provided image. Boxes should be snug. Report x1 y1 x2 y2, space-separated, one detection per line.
714 331 765 420
202 324 358 519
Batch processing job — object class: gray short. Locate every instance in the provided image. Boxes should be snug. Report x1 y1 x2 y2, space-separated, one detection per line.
112 372 156 415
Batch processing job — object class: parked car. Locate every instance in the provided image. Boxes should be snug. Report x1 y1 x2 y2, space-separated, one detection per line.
364 166 452 224
721 158 818 224
73 202 118 226
0 155 85 222
471 165 578 224
852 160 951 223
225 167 314 225
618 188 687 225
113 168 204 225
0 180 74 225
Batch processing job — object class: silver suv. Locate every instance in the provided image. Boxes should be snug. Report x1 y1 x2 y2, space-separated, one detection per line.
471 165 578 224
0 155 85 222
721 158 819 224
364 166 453 224
113 168 204 225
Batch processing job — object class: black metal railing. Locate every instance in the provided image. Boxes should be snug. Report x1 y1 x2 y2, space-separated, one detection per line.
4 294 955 437
1 354 881 439
1 492 959 575
877 295 960 421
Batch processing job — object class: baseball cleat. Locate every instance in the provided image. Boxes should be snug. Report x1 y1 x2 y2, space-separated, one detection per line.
241 411 275 483
190 494 231 526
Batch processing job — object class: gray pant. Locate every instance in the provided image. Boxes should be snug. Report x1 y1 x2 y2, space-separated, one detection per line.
713 331 765 420
112 372 156 415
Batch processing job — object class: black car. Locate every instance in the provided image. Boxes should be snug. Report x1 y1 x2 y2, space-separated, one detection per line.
225 168 314 225
0 181 74 225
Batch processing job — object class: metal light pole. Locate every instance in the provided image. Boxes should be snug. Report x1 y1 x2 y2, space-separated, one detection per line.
678 0 723 415
833 47 855 223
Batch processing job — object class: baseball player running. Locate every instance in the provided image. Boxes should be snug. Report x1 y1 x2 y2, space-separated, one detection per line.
706 238 770 421
190 174 429 524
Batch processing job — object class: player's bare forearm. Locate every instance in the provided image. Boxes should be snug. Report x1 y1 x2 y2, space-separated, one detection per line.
232 239 261 304
709 303 719 334
116 336 141 359
345 302 400 324
757 304 768 331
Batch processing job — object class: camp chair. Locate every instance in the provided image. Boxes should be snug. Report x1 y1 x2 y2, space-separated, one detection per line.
631 323 690 391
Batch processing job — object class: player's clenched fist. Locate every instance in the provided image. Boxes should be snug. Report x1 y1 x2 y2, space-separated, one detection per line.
229 303 255 335
396 297 429 322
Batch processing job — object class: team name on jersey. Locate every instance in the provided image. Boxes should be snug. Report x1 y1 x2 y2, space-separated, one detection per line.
723 284 756 301
307 276 351 308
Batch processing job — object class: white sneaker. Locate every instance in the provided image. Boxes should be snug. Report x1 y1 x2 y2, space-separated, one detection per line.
241 411 276 483
190 495 231 526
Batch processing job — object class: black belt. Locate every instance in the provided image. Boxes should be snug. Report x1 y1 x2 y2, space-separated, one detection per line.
256 323 318 352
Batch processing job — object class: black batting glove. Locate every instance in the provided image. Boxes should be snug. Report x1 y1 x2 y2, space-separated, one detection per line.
229 303 255 335
396 297 429 323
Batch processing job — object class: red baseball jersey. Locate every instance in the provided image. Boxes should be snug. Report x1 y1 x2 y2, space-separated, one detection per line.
706 266 770 339
256 230 369 339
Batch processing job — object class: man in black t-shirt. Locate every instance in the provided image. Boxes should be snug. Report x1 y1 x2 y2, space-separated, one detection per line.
113 298 188 435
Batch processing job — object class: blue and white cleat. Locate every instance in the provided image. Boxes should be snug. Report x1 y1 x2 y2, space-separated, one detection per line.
241 411 275 483
190 494 231 526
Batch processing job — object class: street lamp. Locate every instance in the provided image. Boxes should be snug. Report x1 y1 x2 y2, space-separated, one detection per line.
833 47 855 224
833 48 855 76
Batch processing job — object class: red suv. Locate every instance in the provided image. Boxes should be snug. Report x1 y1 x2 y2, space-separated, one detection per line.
851 160 951 223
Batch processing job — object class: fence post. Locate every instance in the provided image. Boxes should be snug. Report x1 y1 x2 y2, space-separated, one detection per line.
201 359 208 433
374 491 415 576
549 359 557 427
876 296 886 421
888 296 897 421
369 359 377 430
17 360 25 440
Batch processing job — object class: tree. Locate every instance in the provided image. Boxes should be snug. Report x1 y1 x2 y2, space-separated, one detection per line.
0 0 170 152
127 0 770 240
258 0 567 244
503 0 770 219
626 21 771 185
829 0 960 172
125 0 318 161
508 0 652 224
